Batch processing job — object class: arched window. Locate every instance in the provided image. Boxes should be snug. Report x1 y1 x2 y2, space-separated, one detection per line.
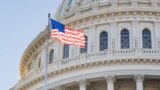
100 31 108 51
38 58 41 68
121 29 130 49
63 45 69 59
49 49 54 64
80 36 88 53
142 29 152 49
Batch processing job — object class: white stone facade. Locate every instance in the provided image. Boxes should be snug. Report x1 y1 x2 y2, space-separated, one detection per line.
12 0 160 90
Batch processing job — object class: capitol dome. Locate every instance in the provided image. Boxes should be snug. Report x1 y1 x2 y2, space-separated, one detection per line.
13 0 160 90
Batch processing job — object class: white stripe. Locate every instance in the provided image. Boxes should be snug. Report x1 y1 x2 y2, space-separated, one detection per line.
51 29 86 48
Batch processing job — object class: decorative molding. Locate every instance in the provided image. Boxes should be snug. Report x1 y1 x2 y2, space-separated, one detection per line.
105 75 116 84
16 58 160 89
77 79 88 90
134 74 144 82
78 79 88 86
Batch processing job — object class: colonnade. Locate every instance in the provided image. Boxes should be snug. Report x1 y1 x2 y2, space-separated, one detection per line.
50 75 145 90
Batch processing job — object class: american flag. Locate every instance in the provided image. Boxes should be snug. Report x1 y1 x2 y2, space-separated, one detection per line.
50 19 85 48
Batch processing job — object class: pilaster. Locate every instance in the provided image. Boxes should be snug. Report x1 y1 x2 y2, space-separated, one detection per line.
110 22 117 50
89 26 96 53
70 46 74 57
55 41 63 60
154 22 160 49
132 21 140 49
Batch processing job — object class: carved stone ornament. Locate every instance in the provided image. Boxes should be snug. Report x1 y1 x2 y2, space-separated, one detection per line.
105 75 116 84
134 74 144 82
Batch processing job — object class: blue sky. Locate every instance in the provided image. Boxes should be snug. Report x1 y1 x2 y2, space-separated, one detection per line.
0 0 61 89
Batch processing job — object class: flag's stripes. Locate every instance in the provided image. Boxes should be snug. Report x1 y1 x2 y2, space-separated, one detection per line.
50 27 85 48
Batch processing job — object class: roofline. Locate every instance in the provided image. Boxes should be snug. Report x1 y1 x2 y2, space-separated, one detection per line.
19 26 48 78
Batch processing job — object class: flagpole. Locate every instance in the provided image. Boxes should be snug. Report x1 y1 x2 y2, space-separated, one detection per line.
44 13 50 90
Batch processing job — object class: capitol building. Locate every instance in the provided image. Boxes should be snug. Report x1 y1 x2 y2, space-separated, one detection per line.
12 0 160 90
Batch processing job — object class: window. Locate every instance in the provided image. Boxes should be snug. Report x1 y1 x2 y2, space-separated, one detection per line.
49 50 54 64
142 29 152 49
80 36 88 53
63 45 69 59
100 31 108 51
121 29 130 49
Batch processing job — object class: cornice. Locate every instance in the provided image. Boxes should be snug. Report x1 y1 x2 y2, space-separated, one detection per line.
57 0 160 19
63 11 160 28
59 1 160 24
16 58 160 90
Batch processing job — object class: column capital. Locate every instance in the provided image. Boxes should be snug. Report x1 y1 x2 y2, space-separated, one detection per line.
77 79 88 86
54 86 62 90
134 74 144 82
78 79 88 90
105 75 116 84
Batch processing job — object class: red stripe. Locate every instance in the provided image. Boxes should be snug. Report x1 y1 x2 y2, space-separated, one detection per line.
50 28 86 48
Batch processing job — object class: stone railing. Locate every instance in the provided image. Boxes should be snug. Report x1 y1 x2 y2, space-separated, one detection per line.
15 49 160 89
57 49 160 66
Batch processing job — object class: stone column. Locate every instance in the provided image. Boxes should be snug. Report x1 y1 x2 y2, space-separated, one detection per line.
105 76 115 90
134 75 144 90
78 80 87 90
